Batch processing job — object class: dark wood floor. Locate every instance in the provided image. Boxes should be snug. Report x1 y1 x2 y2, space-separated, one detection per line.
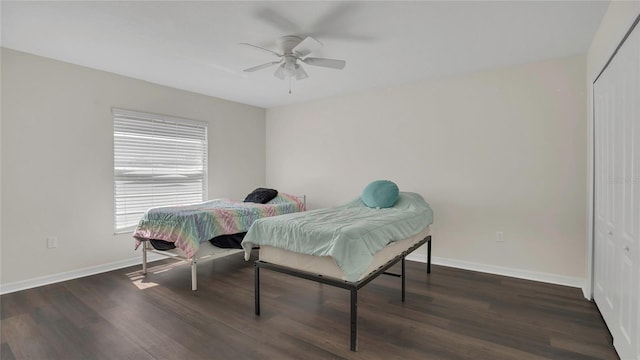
1 254 618 360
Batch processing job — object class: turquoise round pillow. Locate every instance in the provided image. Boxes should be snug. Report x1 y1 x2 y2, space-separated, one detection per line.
361 180 399 208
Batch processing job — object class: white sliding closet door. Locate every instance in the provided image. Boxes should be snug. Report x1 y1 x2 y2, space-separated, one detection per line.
593 20 640 360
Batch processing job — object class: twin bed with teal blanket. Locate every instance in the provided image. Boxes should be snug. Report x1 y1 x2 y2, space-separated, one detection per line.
242 191 434 352
242 192 433 281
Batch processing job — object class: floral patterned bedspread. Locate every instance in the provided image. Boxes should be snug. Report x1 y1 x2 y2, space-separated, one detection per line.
133 193 304 258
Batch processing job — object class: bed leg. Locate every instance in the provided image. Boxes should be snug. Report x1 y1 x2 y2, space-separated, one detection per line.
142 242 147 275
350 289 358 351
191 259 197 291
402 256 406 302
255 265 261 316
427 236 432 274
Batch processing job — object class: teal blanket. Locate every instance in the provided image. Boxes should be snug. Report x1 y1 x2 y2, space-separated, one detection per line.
242 192 433 281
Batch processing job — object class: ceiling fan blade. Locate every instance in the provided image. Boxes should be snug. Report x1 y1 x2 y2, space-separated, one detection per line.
301 57 346 70
255 8 301 34
243 61 281 72
306 4 375 42
295 64 308 80
274 63 286 80
238 43 282 57
292 36 323 57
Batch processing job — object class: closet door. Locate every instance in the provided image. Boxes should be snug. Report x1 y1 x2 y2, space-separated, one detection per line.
619 24 640 359
593 21 640 360
616 25 639 358
593 60 617 331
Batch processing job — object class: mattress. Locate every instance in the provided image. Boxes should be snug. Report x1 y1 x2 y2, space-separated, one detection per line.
258 226 431 282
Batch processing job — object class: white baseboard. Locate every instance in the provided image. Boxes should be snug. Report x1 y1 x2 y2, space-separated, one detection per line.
0 253 167 295
3 251 587 297
406 252 585 290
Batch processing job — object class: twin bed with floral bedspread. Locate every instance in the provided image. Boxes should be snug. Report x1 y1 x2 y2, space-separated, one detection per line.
132 191 305 290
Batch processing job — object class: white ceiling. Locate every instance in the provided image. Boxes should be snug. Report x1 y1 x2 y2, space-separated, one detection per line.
1 1 608 109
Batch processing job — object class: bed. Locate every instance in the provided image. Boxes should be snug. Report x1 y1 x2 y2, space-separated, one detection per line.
133 191 305 290
241 190 433 351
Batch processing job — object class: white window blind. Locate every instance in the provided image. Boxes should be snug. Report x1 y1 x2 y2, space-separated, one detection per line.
113 108 208 232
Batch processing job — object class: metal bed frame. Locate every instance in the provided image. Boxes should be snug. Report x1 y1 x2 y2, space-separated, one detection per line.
254 234 432 351
141 241 243 291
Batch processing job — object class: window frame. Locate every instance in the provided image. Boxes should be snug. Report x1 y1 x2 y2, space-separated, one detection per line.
112 108 208 234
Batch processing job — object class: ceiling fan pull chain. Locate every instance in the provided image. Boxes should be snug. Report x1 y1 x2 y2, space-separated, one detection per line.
289 77 292 94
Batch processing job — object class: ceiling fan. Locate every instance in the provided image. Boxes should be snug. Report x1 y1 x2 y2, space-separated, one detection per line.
240 35 346 80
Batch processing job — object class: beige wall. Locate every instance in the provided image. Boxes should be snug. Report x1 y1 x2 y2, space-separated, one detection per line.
1 33 610 289
585 1 640 297
266 55 587 283
0 49 266 285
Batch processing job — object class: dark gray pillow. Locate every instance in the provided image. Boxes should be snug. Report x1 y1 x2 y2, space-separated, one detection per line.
244 188 278 204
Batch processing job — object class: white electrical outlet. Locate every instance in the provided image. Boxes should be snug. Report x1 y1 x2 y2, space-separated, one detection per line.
496 231 504 242
47 237 58 248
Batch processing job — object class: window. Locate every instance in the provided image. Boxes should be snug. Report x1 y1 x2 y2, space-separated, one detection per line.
113 108 208 232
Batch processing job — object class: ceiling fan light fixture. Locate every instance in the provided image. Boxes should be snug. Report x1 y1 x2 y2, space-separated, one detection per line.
274 64 286 80
284 61 296 77
294 64 308 80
